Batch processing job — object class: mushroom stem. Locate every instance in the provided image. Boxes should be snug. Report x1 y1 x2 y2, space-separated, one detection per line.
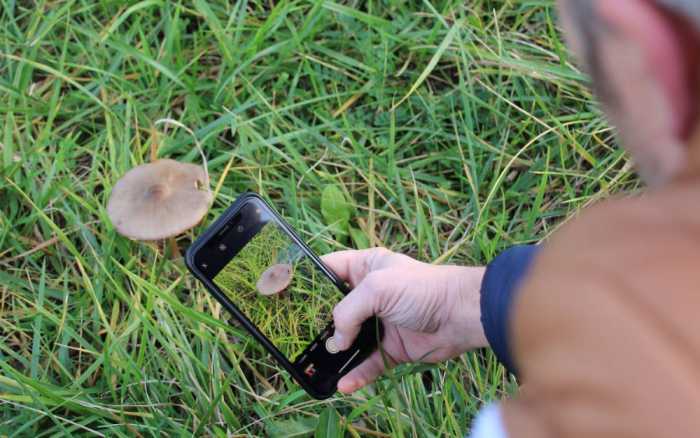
149 125 159 162
168 237 181 259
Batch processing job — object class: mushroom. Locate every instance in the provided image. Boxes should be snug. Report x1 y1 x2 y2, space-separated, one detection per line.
256 264 293 296
107 158 212 242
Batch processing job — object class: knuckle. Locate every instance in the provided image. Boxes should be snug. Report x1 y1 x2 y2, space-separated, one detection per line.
363 272 394 312
332 305 344 323
372 247 391 256
332 304 352 329
363 271 385 292
366 247 392 269
372 247 393 262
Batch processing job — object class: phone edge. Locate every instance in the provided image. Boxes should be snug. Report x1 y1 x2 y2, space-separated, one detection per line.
184 192 335 400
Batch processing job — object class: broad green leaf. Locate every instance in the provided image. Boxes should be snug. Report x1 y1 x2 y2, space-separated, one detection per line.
321 185 351 236
315 407 342 438
267 416 317 437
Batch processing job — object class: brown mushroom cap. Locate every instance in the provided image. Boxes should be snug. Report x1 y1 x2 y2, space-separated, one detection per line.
256 264 293 296
107 159 212 240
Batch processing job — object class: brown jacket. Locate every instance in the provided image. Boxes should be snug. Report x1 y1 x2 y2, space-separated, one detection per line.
502 167 700 436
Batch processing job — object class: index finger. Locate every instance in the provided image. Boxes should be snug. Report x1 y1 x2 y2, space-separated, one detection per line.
321 248 392 287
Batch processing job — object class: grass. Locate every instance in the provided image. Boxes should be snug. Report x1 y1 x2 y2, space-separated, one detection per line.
0 1 639 436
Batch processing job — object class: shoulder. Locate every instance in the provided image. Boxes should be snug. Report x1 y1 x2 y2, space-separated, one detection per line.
505 182 700 436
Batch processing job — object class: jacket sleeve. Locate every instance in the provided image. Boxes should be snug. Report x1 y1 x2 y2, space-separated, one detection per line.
480 245 541 376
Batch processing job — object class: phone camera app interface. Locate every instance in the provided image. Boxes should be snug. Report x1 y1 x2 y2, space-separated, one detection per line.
212 209 343 360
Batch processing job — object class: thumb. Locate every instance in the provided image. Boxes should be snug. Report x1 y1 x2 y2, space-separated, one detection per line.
332 272 387 350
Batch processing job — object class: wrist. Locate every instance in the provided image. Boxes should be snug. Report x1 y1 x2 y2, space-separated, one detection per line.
450 266 488 351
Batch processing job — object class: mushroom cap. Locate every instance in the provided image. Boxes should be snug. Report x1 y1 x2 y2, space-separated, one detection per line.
107 159 212 240
256 264 293 296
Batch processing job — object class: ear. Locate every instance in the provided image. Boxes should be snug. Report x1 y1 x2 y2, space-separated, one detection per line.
559 0 700 185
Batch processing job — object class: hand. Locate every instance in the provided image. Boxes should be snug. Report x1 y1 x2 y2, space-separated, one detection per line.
322 248 487 393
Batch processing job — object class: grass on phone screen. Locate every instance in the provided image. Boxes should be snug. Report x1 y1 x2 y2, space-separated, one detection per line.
212 222 339 360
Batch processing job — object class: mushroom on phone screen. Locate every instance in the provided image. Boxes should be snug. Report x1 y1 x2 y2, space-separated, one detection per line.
256 264 293 296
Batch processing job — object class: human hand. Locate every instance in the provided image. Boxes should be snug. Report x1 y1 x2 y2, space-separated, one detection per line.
322 248 487 393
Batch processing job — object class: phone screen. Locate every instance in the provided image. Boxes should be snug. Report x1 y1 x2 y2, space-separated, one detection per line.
211 214 343 360
187 194 382 398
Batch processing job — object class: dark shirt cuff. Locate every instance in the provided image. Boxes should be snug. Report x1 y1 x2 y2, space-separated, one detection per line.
480 245 541 376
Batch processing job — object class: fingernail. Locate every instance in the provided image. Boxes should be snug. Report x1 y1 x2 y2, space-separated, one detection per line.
338 379 352 393
333 332 346 350
338 378 357 394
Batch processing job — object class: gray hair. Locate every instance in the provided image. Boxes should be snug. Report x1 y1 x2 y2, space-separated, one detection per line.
563 0 614 105
656 0 700 28
564 0 700 109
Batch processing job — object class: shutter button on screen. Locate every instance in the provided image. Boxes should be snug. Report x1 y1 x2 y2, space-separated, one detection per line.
325 337 340 354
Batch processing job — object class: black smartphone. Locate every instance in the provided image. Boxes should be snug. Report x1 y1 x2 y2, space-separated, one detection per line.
185 193 383 399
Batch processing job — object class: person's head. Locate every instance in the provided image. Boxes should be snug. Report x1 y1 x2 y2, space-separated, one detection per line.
558 0 700 185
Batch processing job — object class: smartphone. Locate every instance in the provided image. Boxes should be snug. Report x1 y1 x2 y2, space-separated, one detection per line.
185 193 383 399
